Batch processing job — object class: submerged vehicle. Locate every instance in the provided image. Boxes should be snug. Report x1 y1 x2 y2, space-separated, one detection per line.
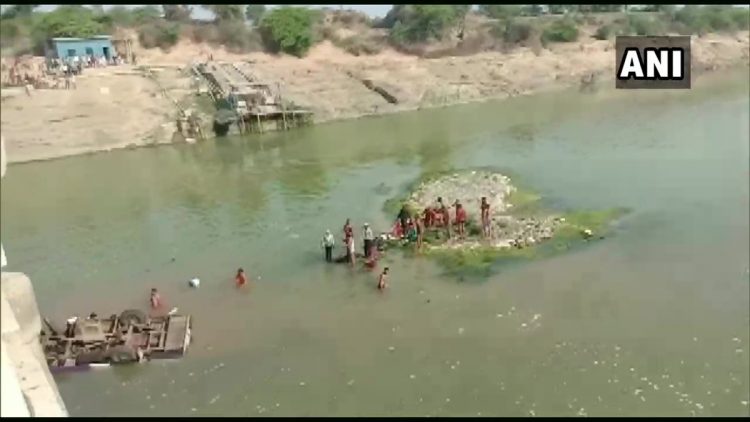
41 309 192 372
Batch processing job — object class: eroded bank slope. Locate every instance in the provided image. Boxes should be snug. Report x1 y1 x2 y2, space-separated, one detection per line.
236 31 750 122
1 30 747 163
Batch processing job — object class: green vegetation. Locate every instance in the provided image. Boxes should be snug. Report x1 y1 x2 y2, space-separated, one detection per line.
625 14 667 36
594 24 613 40
258 6 318 57
245 5 266 25
138 21 181 50
426 246 536 278
425 207 629 279
204 5 245 23
478 5 523 20
492 19 535 44
0 5 746 59
162 5 192 22
589 6 749 39
387 5 469 45
36 5 104 38
381 170 630 279
1 5 37 20
541 18 579 43
558 208 630 233
506 188 542 214
672 5 750 35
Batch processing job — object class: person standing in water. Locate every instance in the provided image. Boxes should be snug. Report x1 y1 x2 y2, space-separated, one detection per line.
397 205 410 238
235 268 247 287
321 230 335 263
346 234 356 266
150 288 162 309
480 197 491 239
343 218 353 240
363 223 374 258
377 267 389 290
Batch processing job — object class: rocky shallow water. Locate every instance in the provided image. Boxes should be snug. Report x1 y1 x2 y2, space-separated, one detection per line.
403 170 592 251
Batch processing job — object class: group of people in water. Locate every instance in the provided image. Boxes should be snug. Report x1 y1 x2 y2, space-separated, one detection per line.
321 196 493 290
146 196 492 305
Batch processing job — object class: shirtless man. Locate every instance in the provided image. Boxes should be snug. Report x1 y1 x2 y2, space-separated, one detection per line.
415 217 424 251
150 288 162 310
440 199 451 239
454 200 467 238
377 267 389 290
343 218 353 241
480 197 491 238
346 234 356 266
235 268 247 287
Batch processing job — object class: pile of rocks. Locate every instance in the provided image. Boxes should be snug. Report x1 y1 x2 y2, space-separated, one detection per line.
408 170 516 220
497 215 566 249
405 170 569 251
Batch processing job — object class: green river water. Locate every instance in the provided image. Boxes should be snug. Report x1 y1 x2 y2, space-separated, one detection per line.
1 69 748 417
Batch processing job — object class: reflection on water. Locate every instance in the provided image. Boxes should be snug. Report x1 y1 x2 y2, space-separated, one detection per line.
1 68 748 417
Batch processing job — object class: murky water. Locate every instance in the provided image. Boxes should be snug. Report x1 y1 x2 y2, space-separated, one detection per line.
2 69 748 417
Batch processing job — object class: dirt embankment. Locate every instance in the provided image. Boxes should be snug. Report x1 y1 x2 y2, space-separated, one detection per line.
240 30 749 123
1 28 748 163
0 65 195 163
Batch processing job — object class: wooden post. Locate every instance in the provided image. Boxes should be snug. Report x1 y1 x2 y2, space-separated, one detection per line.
257 113 262 134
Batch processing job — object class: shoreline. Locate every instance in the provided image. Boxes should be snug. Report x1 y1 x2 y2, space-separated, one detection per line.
2 33 748 165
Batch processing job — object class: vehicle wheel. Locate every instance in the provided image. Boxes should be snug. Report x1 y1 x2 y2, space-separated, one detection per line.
104 345 138 364
119 309 147 327
76 350 105 365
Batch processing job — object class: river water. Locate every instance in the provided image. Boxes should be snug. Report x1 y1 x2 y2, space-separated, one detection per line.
2 69 748 417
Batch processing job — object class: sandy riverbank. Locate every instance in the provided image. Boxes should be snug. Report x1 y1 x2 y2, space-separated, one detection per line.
0 66 193 163
1 30 747 164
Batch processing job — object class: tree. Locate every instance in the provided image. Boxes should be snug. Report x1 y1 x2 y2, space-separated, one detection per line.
162 5 192 22
259 6 316 57
106 6 135 26
35 5 104 38
542 18 579 42
205 5 244 22
379 5 409 29
389 5 467 43
245 5 266 24
132 6 162 25
1 5 38 20
591 5 625 13
520 5 544 17
478 5 522 20
547 5 569 15
89 5 105 15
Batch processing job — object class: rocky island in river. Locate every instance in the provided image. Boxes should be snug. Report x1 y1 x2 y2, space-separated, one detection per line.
384 169 628 277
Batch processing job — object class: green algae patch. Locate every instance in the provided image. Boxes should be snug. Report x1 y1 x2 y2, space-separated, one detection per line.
506 187 543 214
425 245 537 279
559 208 630 232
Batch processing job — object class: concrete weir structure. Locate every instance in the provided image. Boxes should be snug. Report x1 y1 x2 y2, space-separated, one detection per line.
1 135 68 417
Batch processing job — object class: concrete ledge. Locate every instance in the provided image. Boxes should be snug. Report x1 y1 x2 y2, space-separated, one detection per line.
2 345 30 417
1 272 68 417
